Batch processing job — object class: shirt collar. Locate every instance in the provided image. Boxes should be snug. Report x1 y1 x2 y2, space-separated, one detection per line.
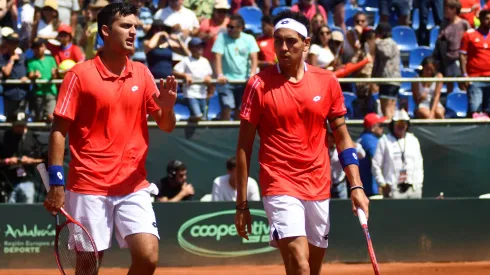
276 61 308 74
94 52 133 79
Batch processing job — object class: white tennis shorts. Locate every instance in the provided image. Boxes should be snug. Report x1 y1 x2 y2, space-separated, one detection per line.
65 183 160 251
263 195 330 249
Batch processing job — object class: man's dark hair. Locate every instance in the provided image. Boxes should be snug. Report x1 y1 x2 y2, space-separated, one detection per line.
261 15 273 25
97 2 138 41
226 156 237 171
229 14 245 28
272 10 310 39
375 22 392 39
479 9 490 21
445 0 461 15
167 160 187 177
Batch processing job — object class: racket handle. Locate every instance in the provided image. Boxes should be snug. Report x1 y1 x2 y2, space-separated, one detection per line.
36 163 50 192
357 208 368 226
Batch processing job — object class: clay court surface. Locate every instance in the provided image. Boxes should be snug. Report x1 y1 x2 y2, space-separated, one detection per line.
1 262 489 275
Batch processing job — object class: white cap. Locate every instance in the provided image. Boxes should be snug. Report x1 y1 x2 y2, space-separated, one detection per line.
392 109 410 122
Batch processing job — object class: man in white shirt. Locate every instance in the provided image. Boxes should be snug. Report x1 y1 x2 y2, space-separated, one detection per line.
154 0 199 38
34 0 79 31
372 109 424 199
212 156 260 202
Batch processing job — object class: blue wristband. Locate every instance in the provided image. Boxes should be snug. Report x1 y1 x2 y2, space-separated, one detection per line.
48 165 65 186
338 148 359 169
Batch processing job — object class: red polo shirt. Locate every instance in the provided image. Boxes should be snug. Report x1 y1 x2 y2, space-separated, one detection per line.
240 64 347 200
47 43 85 64
54 53 161 196
460 28 490 77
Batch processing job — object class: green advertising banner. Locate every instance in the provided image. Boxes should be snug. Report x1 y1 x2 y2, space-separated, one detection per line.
1 199 490 269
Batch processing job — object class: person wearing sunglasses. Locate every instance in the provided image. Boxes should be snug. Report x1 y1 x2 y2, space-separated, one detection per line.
211 14 259 120
343 11 367 64
199 0 230 63
308 25 335 70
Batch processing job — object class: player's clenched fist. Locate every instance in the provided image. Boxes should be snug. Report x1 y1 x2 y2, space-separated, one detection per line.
153 76 178 111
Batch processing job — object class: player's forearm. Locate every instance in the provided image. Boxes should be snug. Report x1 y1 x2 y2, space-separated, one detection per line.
236 148 250 204
344 165 363 187
48 130 66 166
156 109 176 132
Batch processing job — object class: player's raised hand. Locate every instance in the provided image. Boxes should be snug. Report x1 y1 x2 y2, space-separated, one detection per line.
351 188 370 220
153 76 178 111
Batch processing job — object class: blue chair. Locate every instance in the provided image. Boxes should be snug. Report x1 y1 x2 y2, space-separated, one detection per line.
0 96 5 121
207 95 221 121
392 26 419 53
408 46 433 70
427 9 435 30
430 26 440 48
363 7 380 27
398 91 416 118
272 6 291 16
345 7 363 28
362 0 378 8
400 68 418 92
343 92 357 119
327 11 334 28
174 103 190 121
238 7 263 35
445 92 468 118
412 8 420 30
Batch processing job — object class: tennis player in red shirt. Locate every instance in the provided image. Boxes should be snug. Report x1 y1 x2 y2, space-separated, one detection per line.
235 10 370 275
43 3 176 274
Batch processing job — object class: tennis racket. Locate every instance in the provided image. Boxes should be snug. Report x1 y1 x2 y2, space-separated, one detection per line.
357 208 380 275
37 163 99 275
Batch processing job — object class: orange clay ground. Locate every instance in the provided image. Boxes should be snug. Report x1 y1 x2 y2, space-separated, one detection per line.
0 262 489 275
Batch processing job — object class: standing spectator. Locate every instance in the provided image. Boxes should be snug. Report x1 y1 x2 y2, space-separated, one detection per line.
372 109 424 199
173 37 214 121
416 0 443 46
34 0 79 32
1 112 44 203
459 0 480 27
144 20 189 80
357 113 385 197
211 156 260 202
27 38 58 122
330 30 345 70
155 160 195 202
433 0 470 94
33 0 59 40
212 14 259 120
460 9 490 119
19 0 35 50
154 0 200 39
0 0 18 32
46 24 85 64
412 57 445 119
291 0 327 21
0 33 29 119
199 0 230 64
372 22 401 120
257 15 276 70
79 0 108 60
308 25 335 70
310 13 325 35
343 12 368 64
318 0 345 32
379 0 411 25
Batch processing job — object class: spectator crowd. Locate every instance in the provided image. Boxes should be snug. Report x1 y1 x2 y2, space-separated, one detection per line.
0 0 487 202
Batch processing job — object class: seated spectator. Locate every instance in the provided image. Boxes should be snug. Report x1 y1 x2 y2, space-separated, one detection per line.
154 0 200 39
330 30 345 70
27 38 58 122
19 0 35 50
184 0 214 21
131 0 153 61
310 13 325 35
343 12 368 64
199 0 230 63
79 0 108 60
212 14 259 120
372 109 424 199
0 0 17 32
357 113 386 197
308 25 335 70
173 38 214 121
291 0 327 21
460 9 490 119
34 0 79 33
144 20 189 80
433 0 470 93
1 112 44 203
372 22 401 120
155 160 194 202
412 57 445 119
211 156 260 202
46 24 85 64
0 33 29 120
33 0 59 40
257 15 276 70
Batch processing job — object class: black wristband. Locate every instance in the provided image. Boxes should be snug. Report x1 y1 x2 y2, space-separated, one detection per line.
350 186 364 192
236 200 249 210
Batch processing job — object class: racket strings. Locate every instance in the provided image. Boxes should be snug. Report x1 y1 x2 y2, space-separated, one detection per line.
57 224 99 275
